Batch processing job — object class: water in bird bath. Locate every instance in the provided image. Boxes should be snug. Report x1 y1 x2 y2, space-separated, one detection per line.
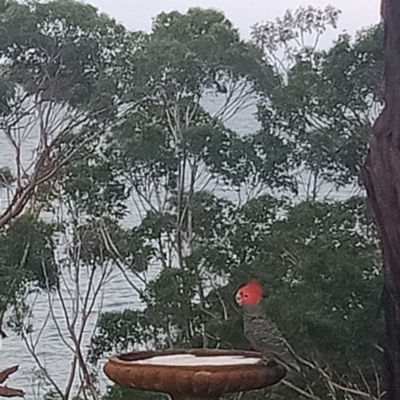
131 354 261 366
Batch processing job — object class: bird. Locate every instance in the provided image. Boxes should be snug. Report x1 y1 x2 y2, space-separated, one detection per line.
0 329 7 352
235 279 300 374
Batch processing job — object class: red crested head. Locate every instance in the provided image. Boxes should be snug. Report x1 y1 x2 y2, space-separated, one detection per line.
235 279 263 306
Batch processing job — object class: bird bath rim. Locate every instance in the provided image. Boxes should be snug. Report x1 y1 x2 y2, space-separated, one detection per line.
113 349 266 368
104 349 286 400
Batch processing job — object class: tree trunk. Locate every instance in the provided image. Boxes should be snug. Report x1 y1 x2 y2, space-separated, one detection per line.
363 1 400 398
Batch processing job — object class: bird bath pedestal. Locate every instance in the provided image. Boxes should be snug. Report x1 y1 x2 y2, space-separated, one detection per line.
103 349 286 400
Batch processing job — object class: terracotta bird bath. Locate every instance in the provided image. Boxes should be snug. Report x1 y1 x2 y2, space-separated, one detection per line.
103 349 286 400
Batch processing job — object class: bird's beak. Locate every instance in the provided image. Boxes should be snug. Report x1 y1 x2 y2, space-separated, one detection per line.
235 293 242 306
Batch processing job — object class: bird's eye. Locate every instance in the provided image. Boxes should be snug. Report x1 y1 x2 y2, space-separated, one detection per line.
244 294 249 298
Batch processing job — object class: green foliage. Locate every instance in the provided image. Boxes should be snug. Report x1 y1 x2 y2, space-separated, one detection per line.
0 3 386 400
0 214 58 291
235 199 382 360
144 267 205 346
61 148 128 218
0 214 58 321
151 7 265 86
0 0 126 115
0 66 14 117
0 166 14 188
110 6 291 196
90 309 153 363
253 13 384 195
93 196 383 362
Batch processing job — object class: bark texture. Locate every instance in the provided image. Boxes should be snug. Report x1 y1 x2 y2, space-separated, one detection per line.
363 1 400 398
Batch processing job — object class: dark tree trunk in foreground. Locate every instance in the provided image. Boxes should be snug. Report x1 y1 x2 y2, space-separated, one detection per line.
363 0 400 398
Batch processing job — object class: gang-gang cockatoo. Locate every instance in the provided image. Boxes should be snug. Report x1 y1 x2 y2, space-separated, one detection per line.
235 279 300 374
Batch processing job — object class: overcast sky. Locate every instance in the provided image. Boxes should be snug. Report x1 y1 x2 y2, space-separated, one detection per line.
81 0 381 43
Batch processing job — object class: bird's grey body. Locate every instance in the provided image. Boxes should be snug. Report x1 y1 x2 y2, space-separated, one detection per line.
242 303 299 373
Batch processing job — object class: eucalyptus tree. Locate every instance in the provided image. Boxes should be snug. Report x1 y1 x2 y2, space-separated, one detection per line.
252 6 384 199
0 0 128 228
90 7 292 350
0 0 133 398
88 8 386 400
